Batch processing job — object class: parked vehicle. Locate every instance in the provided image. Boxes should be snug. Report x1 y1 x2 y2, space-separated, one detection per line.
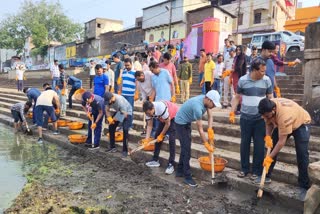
250 31 304 53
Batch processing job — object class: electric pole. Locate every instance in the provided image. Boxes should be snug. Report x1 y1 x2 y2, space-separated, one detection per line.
236 0 242 35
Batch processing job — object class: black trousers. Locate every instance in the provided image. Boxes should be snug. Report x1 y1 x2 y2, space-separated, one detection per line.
176 123 192 179
152 119 176 165
268 124 311 189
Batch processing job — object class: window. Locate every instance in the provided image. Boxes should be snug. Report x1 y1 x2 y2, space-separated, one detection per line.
225 16 228 23
254 12 262 24
252 36 261 43
238 14 243 25
97 23 101 28
272 6 275 18
272 34 281 41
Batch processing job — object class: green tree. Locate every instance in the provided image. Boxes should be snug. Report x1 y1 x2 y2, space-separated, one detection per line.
0 0 83 54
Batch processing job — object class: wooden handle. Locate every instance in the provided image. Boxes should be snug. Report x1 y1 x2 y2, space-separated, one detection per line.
257 147 271 198
91 117 94 148
130 139 157 155
210 140 215 184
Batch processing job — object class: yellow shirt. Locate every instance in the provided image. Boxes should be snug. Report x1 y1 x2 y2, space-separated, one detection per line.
270 98 311 136
204 60 215 82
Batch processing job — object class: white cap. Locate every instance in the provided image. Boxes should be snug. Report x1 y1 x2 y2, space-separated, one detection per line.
206 90 221 108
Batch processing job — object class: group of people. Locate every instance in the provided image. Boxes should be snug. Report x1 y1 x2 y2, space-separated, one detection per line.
10 38 311 190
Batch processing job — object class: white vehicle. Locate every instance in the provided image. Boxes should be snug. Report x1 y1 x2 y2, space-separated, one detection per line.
250 31 304 53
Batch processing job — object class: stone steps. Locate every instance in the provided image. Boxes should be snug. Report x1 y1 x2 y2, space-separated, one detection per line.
0 112 306 212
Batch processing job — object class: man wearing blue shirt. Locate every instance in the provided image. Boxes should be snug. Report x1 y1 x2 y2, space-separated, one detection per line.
119 58 136 110
113 54 124 93
149 61 174 101
67 75 82 109
23 87 41 125
175 90 221 187
93 64 109 97
82 91 105 149
260 41 278 97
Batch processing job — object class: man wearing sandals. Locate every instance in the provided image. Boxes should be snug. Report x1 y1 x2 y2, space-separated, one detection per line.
258 98 311 189
229 59 273 182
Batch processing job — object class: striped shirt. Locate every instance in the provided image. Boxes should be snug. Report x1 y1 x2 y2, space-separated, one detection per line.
237 74 273 120
122 69 136 96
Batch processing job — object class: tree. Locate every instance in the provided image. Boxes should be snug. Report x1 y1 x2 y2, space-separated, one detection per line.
0 0 83 54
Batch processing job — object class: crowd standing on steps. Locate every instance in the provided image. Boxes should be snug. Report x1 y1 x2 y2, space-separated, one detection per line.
11 37 306 188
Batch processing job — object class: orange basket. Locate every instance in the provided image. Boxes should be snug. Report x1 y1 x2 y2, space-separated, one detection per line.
198 156 228 172
57 120 70 127
68 134 87 144
138 138 155 151
73 88 86 101
27 112 33 119
107 131 123 142
68 122 84 130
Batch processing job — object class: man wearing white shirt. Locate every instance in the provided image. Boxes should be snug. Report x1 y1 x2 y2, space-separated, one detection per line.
141 58 149 73
13 56 26 92
212 54 224 95
133 56 142 72
103 61 115 92
89 60 96 89
50 59 60 90
222 48 236 108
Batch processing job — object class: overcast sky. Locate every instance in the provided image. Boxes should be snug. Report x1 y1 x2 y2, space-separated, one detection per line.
0 0 318 28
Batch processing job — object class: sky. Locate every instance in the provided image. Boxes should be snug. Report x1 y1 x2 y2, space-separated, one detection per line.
0 0 318 28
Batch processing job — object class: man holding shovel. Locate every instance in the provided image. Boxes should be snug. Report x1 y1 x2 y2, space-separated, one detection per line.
143 100 179 175
104 92 133 157
175 90 221 187
11 101 32 133
258 98 311 190
82 91 105 150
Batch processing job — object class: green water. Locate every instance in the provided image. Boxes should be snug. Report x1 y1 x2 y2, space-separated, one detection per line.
0 123 57 213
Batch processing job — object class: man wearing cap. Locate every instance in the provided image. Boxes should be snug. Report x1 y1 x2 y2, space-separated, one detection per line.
143 100 179 174
82 91 105 149
93 64 109 97
104 92 133 157
174 90 221 187
258 98 311 189
229 58 273 181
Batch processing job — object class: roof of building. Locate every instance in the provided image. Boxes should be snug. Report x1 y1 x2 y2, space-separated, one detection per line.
85 18 123 24
143 0 170 10
187 5 237 18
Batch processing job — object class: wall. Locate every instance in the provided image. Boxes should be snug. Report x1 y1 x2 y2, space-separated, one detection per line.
142 0 184 29
145 22 186 45
303 22 320 124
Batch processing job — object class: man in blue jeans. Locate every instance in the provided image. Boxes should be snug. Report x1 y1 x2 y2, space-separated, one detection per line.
258 98 311 190
23 87 41 125
104 92 132 158
82 91 105 150
175 90 221 187
67 75 82 109
229 58 273 182
50 59 60 90
119 58 136 110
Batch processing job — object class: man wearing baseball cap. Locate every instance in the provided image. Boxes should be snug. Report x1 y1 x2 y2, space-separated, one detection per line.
82 91 105 149
174 90 221 187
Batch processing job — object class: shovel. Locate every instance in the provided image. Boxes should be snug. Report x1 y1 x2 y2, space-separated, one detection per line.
91 116 95 148
129 139 157 155
210 140 215 184
25 123 33 135
257 146 271 198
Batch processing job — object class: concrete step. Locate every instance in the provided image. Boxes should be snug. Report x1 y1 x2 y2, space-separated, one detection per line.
277 79 304 85
0 112 306 212
281 88 304 94
1 98 320 166
276 75 304 81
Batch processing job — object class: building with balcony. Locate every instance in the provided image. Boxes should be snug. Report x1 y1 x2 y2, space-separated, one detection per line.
142 0 210 46
219 0 296 44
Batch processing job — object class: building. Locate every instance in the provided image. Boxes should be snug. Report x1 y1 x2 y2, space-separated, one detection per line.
84 18 123 40
186 5 236 55
142 0 209 46
219 0 296 44
284 6 320 34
